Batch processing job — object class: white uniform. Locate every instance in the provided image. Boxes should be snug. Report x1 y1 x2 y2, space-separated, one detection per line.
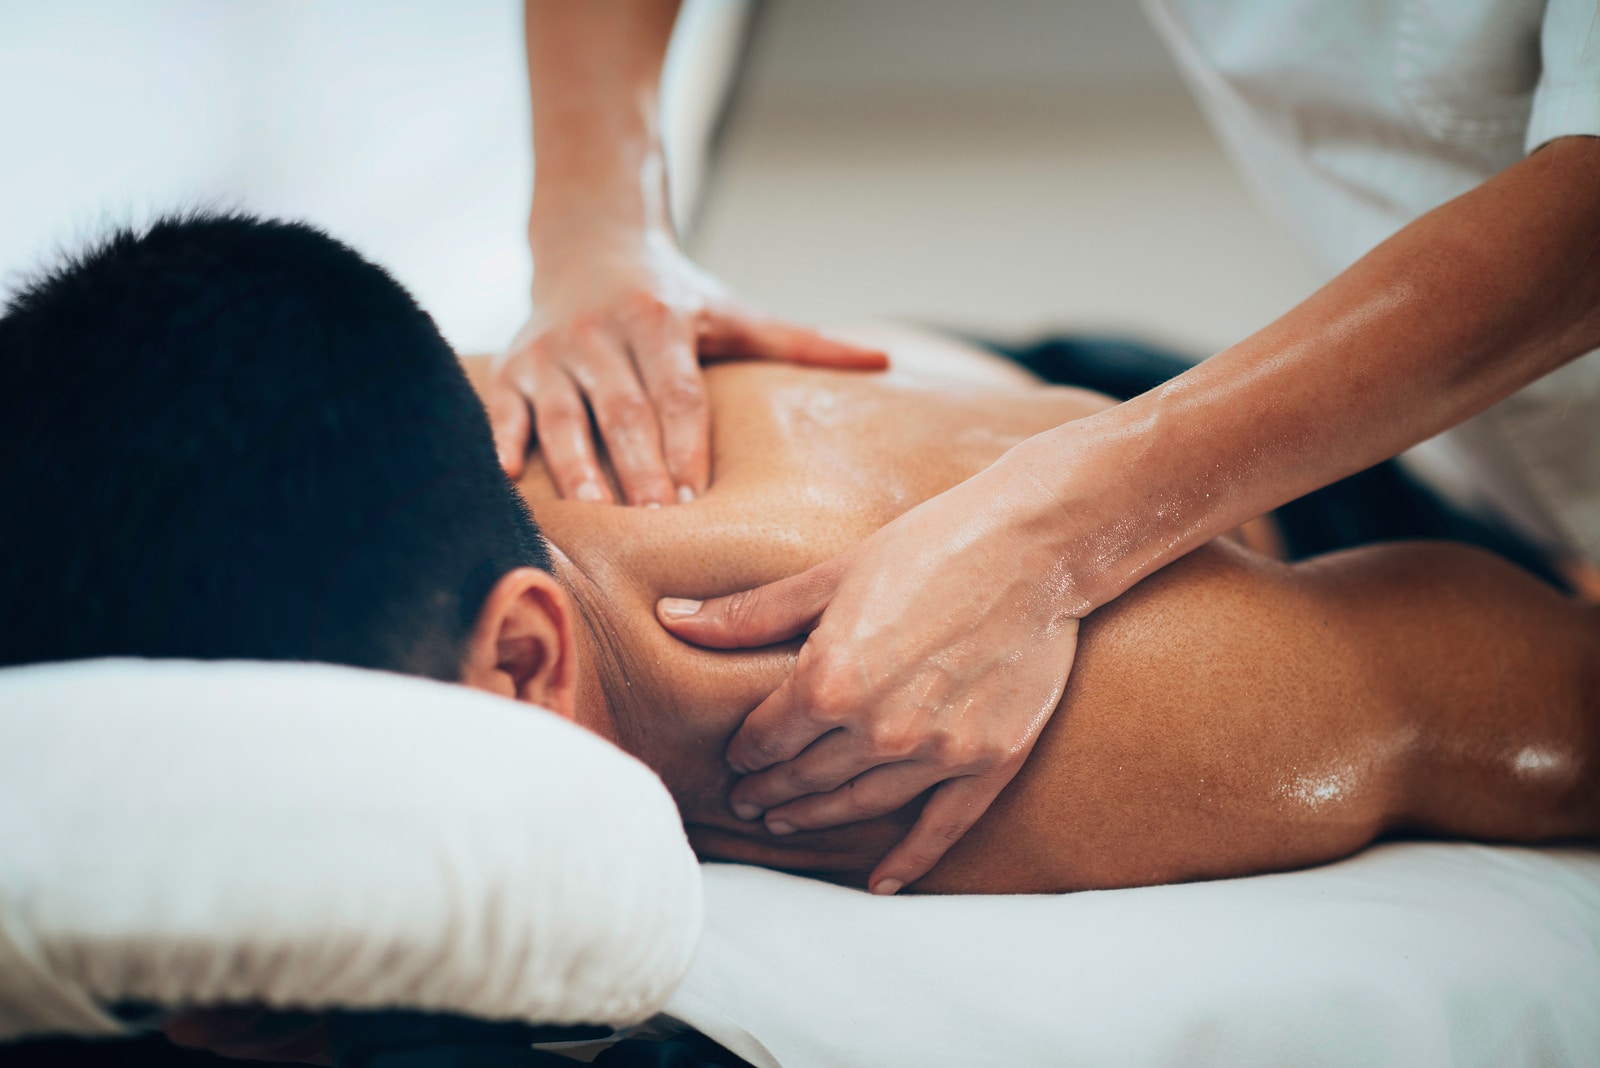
1142 0 1600 562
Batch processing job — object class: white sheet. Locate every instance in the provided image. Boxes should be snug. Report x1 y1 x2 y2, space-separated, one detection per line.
668 845 1600 1067
0 659 702 1041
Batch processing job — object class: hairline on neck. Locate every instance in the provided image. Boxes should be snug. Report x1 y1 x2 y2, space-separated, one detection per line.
545 540 650 759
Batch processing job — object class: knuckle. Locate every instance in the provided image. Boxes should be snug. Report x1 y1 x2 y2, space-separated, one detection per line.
973 728 1022 767
523 335 559 364
743 732 785 766
787 765 826 792
569 313 608 343
625 291 668 322
533 408 584 444
656 376 708 418
595 393 652 431
865 718 914 757
925 727 964 765
535 392 584 421
805 668 856 726
792 635 824 673
989 739 1024 768
722 589 767 635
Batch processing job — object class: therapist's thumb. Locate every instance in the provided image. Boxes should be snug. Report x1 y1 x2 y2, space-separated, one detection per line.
657 555 850 650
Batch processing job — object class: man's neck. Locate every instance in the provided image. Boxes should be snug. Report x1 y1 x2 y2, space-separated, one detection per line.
552 546 734 821
549 547 627 747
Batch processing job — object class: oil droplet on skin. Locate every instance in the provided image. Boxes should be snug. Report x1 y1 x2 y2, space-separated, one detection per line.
1511 746 1570 783
1280 763 1359 810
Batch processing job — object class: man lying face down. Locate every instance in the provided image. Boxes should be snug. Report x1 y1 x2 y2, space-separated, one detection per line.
4 214 1597 896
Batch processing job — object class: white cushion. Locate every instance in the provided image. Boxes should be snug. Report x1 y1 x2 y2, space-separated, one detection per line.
670 844 1600 1067
0 658 702 1042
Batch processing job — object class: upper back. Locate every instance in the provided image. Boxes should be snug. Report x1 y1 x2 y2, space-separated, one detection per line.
506 327 1113 607
465 329 1115 824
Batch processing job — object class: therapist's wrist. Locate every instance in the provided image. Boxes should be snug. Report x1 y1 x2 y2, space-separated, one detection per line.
528 215 681 288
996 405 1188 614
970 431 1117 617
531 155 674 252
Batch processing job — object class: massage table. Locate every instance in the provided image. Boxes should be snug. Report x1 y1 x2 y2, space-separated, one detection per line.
2 659 1597 1066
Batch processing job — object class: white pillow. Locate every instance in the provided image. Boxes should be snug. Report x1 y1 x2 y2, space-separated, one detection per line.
0 658 702 1042
670 845 1600 1067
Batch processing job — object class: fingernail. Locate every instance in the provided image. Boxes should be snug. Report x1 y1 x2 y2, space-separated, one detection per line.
766 819 795 836
870 878 903 896
677 484 696 504
574 481 605 503
658 597 702 619
731 801 762 821
645 500 663 510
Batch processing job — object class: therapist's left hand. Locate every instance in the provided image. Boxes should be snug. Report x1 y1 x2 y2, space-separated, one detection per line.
656 439 1086 894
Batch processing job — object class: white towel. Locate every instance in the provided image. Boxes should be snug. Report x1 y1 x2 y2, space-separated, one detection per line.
0 659 702 1040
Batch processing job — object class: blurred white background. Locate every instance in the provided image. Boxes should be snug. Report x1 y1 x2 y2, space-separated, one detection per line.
0 0 1320 358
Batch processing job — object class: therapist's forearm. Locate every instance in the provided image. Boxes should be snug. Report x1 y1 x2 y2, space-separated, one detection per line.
1043 134 1600 610
524 0 682 245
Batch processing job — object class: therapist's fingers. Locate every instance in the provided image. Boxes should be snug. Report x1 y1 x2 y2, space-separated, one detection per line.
567 328 675 507
630 311 711 500
727 727 894 818
868 772 1017 895
722 670 835 776
700 311 890 370
656 551 853 651
529 362 612 504
751 759 940 833
485 379 532 477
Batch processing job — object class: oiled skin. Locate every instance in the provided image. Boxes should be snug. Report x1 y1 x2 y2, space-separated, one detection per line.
465 328 1600 893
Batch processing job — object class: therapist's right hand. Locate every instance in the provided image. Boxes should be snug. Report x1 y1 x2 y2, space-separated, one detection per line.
487 228 886 505
658 433 1092 894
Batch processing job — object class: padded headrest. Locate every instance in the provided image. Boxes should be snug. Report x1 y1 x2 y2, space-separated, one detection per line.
0 659 702 1042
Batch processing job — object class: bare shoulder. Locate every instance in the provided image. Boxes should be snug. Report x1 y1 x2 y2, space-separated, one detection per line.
926 540 1600 894
1287 541 1597 633
1285 541 1600 693
1112 540 1600 694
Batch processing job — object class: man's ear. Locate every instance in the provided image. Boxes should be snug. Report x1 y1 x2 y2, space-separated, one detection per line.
460 567 578 720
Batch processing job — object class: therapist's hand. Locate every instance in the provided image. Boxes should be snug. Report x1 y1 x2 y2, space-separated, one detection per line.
487 228 886 504
656 441 1085 894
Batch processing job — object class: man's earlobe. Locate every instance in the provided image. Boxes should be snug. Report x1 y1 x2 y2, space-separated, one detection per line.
460 568 578 720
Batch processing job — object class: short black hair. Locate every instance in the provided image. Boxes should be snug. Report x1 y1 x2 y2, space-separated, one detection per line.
0 211 550 679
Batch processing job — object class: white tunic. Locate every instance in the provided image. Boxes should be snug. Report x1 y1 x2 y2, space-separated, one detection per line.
1143 0 1600 562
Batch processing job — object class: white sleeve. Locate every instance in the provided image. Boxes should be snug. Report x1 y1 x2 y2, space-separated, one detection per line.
1526 0 1600 152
